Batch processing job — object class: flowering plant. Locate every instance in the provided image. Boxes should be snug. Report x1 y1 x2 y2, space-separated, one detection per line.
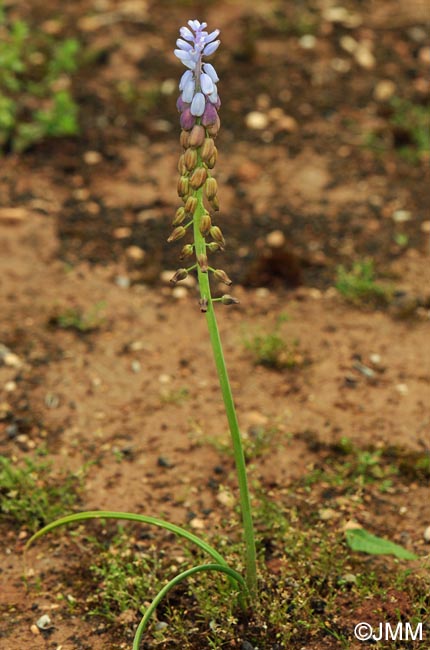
26 20 257 648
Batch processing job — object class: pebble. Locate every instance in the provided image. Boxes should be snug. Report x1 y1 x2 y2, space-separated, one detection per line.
114 275 130 289
189 517 205 530
30 624 40 635
423 526 430 543
83 150 102 165
341 573 357 585
217 490 235 508
172 286 188 299
319 508 338 521
36 614 52 630
395 383 409 395
299 34 316 49
0 344 22 368
131 360 141 373
392 209 412 223
245 111 269 130
369 353 382 366
0 207 28 223
113 227 132 239
354 43 375 69
266 230 285 248
420 221 430 234
155 621 168 631
373 79 396 102
418 47 430 65
126 245 145 262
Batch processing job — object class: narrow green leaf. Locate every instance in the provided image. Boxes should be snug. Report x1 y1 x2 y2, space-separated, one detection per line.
345 528 417 560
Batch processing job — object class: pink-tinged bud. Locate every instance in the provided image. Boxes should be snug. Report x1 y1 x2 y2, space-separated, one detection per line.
184 147 198 171
206 115 221 137
204 177 218 200
177 175 189 197
170 268 188 284
180 107 196 130
197 253 209 272
210 225 225 246
220 294 239 305
189 124 206 148
199 213 212 235
190 167 207 190
207 241 222 252
180 129 190 149
179 243 194 259
201 102 218 127
200 137 215 163
176 96 187 112
213 268 232 285
167 226 186 242
172 207 186 226
184 195 197 215
199 297 208 312
177 154 187 175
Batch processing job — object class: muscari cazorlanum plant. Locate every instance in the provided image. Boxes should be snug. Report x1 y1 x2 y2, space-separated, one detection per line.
26 20 257 647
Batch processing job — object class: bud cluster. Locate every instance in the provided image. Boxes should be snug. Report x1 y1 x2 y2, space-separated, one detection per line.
169 21 238 307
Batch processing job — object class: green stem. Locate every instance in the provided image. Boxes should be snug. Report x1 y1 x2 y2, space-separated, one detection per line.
193 190 257 598
133 563 246 649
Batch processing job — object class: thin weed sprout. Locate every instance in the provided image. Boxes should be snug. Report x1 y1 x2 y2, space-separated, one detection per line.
26 20 257 647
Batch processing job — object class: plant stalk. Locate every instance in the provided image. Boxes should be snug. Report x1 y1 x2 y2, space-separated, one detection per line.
193 190 257 598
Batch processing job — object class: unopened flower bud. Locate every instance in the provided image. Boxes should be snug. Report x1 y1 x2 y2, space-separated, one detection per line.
210 195 220 211
184 196 197 215
179 244 194 259
204 177 218 200
177 175 189 197
190 167 207 190
213 269 232 285
210 225 225 246
184 148 198 171
172 206 186 226
206 115 221 137
180 129 190 149
206 148 218 169
189 124 206 148
170 268 188 284
200 138 215 163
199 297 208 312
167 226 187 243
197 253 209 272
220 294 239 305
207 241 222 253
199 212 212 235
177 154 187 175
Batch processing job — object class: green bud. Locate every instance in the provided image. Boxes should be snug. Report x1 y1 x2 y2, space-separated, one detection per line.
184 148 198 171
179 244 194 259
170 268 188 284
189 124 206 148
177 176 189 198
167 226 186 243
204 177 218 200
172 206 186 226
197 253 209 272
213 269 232 286
220 294 239 305
207 242 222 253
199 213 212 236
210 225 225 247
190 167 208 190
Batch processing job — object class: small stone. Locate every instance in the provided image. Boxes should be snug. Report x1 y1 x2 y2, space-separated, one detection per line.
373 80 396 102
395 383 408 395
299 34 316 49
266 230 285 248
341 573 357 585
319 508 337 521
131 360 141 373
126 245 145 261
83 150 102 165
276 115 298 132
423 526 430 543
340 35 358 54
155 621 168 631
36 614 52 630
113 227 132 239
189 517 205 530
245 111 269 130
369 353 382 366
420 221 430 234
157 456 172 468
216 490 235 508
115 275 130 288
354 44 375 69
158 374 171 384
0 207 28 223
30 624 40 636
242 642 255 650
172 286 188 299
392 209 412 223
418 47 430 65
